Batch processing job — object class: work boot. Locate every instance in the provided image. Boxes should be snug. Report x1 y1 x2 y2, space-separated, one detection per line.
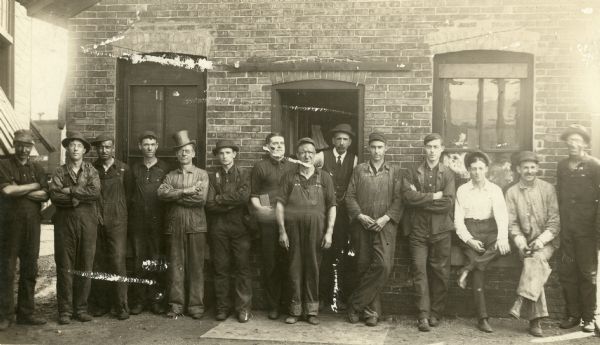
477 318 493 333
306 315 319 325
215 310 229 321
117 309 129 320
91 307 109 317
151 303 166 315
418 318 431 332
238 310 250 323
365 316 378 327
58 314 71 325
75 313 93 322
529 318 543 337
559 316 580 329
285 315 298 324
582 320 595 333
0 319 10 331
429 316 440 327
16 315 47 325
268 310 280 320
129 304 144 315
347 308 359 324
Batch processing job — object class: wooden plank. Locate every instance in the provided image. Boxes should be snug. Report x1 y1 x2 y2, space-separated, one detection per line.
225 61 411 72
439 63 528 79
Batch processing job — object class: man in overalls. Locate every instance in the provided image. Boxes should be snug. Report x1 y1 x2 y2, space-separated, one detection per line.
250 133 297 320
556 124 600 332
206 140 252 323
345 131 404 327
50 131 101 324
89 134 131 320
318 124 357 311
0 130 49 330
276 137 336 325
128 130 170 315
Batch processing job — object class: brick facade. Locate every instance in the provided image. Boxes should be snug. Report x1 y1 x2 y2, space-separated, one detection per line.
67 0 600 318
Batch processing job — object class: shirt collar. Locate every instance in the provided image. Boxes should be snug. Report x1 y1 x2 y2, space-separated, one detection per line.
333 147 347 162
518 178 538 190
178 165 196 174
468 178 490 191
11 155 30 167
220 164 235 175
367 160 388 174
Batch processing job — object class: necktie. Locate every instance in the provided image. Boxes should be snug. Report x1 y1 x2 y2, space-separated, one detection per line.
336 155 342 169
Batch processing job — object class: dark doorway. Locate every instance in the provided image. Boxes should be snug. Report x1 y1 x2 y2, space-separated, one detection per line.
271 80 364 160
116 55 207 168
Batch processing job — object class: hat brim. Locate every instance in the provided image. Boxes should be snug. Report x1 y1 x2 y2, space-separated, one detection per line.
14 139 35 145
560 129 590 143
329 129 355 138
212 145 240 156
61 137 91 152
173 140 197 150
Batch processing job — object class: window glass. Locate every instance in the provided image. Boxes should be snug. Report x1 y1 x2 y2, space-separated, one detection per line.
130 86 163 152
165 86 199 142
444 78 479 149
482 79 520 150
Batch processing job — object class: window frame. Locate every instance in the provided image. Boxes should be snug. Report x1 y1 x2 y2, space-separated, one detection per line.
0 0 14 104
432 50 534 153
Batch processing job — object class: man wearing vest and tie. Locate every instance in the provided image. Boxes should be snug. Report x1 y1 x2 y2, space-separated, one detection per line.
317 124 358 311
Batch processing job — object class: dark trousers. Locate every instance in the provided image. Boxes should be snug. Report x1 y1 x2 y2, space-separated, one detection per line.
0 212 41 320
559 235 597 322
319 205 351 306
461 219 499 319
259 221 288 312
287 215 324 317
210 224 252 313
90 221 128 312
166 231 206 315
349 221 397 319
53 206 98 317
409 231 451 319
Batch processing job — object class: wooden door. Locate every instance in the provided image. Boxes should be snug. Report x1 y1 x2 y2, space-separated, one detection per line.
117 58 207 167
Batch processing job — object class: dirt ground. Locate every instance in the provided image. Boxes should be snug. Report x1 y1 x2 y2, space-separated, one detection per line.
1 256 599 345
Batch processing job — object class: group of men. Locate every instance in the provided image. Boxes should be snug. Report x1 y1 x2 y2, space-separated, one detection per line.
0 123 599 338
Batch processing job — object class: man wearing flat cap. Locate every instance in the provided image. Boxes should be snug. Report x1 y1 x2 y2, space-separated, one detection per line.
128 130 170 315
402 133 455 332
49 131 101 324
89 133 132 320
454 150 510 333
276 137 336 325
317 123 358 311
505 151 560 337
556 124 600 332
206 140 252 323
0 130 49 330
157 130 209 319
345 130 404 327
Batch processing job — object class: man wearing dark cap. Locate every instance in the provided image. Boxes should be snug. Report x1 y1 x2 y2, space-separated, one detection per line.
50 131 101 324
250 133 297 320
158 130 209 319
317 123 358 311
345 131 404 327
89 133 131 320
276 137 336 325
128 131 170 315
206 140 252 323
402 133 455 332
556 124 600 332
0 130 49 330
454 151 510 333
505 151 560 337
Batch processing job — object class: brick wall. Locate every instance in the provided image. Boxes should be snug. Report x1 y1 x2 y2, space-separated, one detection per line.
67 0 600 318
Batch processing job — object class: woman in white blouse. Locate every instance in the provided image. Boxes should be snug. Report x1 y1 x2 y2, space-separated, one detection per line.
454 151 510 333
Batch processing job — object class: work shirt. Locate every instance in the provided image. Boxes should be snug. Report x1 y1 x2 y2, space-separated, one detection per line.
206 164 250 230
276 167 336 218
49 161 102 209
129 159 170 223
250 155 297 206
0 156 48 217
506 178 560 248
93 159 131 224
454 179 508 243
402 161 455 236
345 161 403 224
157 165 209 234
556 155 600 238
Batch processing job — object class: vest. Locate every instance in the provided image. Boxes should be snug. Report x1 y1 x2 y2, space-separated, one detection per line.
322 149 355 200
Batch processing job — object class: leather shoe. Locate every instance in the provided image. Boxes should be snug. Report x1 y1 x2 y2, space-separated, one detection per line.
58 314 71 325
529 318 543 337
0 319 10 331
91 308 108 317
365 316 378 327
16 315 47 325
429 316 440 327
477 318 493 333
559 316 580 329
238 310 250 323
216 310 229 321
347 309 359 324
268 310 280 320
285 315 298 324
418 318 431 332
117 309 129 320
582 320 595 333
151 303 166 315
75 313 93 322
129 304 144 315
190 312 204 320
306 316 319 325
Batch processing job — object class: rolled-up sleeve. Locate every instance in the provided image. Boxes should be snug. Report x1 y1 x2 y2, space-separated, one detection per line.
321 171 337 209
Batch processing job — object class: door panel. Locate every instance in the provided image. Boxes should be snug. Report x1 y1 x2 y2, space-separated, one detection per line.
164 86 199 142
129 86 164 153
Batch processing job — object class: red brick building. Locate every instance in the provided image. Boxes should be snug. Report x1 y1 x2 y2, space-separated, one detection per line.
61 0 600 317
